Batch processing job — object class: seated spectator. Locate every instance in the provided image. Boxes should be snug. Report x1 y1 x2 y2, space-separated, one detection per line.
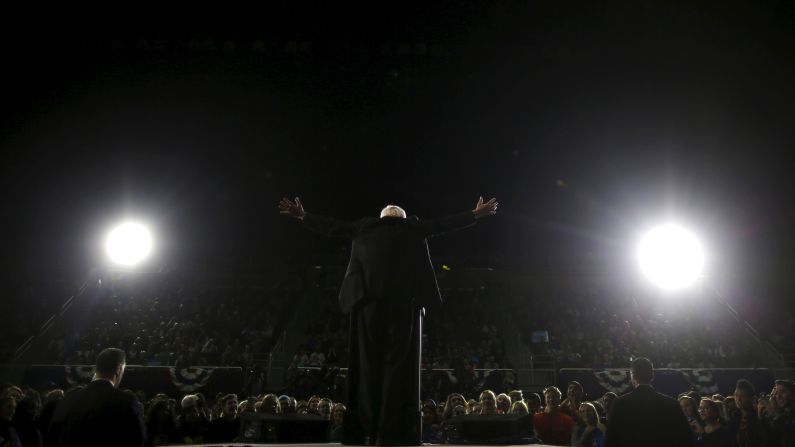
758 379 795 447
421 400 442 443
177 394 208 443
206 394 239 443
194 393 210 422
317 398 332 420
435 401 445 422
440 401 464 444
686 390 701 402
307 395 320 414
694 398 733 447
238 399 255 415
511 401 529 415
278 395 296 414
12 388 42 447
591 400 607 426
479 390 497 415
0 396 21 447
329 403 346 442
296 401 309 415
496 393 512 414
526 392 542 414
724 396 736 416
561 381 584 420
509 389 524 407
145 398 178 446
572 402 605 447
680 395 704 437
730 379 762 447
442 393 467 420
713 400 730 424
257 394 280 414
0 386 22 402
601 392 617 423
38 389 64 436
533 386 574 446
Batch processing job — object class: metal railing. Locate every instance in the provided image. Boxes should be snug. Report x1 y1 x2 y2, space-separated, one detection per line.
263 329 288 386
12 279 89 362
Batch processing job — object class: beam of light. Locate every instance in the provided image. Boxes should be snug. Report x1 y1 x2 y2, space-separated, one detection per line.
637 223 704 291
105 222 152 267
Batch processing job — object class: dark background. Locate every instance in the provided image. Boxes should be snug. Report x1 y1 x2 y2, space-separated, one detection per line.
1 1 793 299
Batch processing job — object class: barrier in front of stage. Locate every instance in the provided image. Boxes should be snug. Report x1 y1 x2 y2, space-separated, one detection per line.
237 413 331 443
559 367 775 398
22 364 243 397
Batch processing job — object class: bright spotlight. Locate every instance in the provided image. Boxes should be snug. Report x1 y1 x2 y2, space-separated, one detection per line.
637 224 704 291
105 222 153 267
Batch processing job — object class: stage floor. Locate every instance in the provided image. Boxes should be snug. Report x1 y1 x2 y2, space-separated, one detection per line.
182 444 552 446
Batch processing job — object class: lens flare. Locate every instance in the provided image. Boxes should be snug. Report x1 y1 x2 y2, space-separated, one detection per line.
638 224 704 290
105 222 152 266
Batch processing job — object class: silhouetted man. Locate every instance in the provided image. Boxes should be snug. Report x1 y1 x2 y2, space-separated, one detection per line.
279 196 497 445
46 348 145 447
605 357 693 447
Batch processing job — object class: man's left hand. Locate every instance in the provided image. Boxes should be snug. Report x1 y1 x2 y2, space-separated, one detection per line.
473 196 498 218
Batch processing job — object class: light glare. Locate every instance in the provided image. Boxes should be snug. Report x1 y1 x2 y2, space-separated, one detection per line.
638 224 704 291
105 222 152 266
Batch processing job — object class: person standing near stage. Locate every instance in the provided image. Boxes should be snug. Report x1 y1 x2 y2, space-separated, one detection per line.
605 357 694 447
279 196 497 446
45 348 145 447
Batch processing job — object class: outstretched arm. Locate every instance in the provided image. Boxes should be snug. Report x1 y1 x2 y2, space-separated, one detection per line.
278 197 356 238
421 196 498 237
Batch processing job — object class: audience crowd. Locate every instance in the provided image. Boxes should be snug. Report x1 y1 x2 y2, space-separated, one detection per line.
6 268 789 375
2 374 793 446
288 285 513 402
509 281 763 368
2 268 794 446
291 272 779 384
292 286 511 371
43 273 291 370
294 289 349 368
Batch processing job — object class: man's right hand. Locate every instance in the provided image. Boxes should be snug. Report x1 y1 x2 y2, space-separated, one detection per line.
279 197 305 220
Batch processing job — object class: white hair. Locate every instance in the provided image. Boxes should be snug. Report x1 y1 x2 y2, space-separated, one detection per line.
380 205 406 218
181 394 199 409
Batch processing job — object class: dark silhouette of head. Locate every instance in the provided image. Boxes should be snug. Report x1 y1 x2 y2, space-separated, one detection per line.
630 357 654 386
95 348 126 387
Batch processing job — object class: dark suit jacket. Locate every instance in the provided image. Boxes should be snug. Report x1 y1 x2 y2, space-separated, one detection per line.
605 384 694 447
46 380 145 447
302 212 476 313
